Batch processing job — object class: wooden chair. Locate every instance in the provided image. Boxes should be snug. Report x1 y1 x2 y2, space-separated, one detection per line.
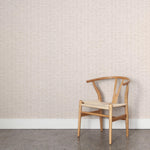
77 76 130 144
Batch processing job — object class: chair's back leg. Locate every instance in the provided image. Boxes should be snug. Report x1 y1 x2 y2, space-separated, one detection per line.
99 109 103 132
125 85 129 137
78 100 82 137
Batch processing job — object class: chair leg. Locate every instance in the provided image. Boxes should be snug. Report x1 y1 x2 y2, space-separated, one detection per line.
78 100 82 137
125 105 129 137
99 109 103 132
109 104 112 144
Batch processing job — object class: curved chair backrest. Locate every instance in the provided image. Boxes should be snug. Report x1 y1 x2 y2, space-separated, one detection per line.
87 76 130 104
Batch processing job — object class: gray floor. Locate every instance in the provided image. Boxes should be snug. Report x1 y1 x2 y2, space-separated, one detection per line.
0 129 149 150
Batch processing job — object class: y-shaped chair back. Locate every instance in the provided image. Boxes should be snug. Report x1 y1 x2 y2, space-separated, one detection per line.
87 76 130 104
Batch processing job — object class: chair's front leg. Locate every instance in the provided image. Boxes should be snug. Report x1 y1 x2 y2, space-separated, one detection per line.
125 105 129 137
109 104 112 144
78 100 82 137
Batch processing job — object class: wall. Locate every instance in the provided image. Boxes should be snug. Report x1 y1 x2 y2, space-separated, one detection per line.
0 0 150 120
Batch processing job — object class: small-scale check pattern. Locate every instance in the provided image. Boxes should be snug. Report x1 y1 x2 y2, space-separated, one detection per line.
0 0 150 118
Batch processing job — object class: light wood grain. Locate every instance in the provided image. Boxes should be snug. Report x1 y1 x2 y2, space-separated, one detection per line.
81 112 110 117
92 81 102 101
112 79 124 104
81 110 100 116
77 100 82 137
125 85 129 137
109 104 112 144
87 76 129 83
125 105 129 137
78 76 130 144
99 109 103 132
112 114 126 122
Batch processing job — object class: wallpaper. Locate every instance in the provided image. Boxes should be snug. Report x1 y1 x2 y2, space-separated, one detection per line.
0 0 150 118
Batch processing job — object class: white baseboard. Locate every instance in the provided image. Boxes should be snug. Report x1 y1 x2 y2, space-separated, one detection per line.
0 119 149 129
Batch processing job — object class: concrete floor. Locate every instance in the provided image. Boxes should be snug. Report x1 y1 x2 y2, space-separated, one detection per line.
0 130 149 150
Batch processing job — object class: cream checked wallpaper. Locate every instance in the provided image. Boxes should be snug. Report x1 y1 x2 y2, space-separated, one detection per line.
0 0 150 122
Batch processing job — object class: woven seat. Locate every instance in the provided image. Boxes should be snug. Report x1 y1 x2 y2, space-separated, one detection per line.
77 76 130 144
81 100 126 110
